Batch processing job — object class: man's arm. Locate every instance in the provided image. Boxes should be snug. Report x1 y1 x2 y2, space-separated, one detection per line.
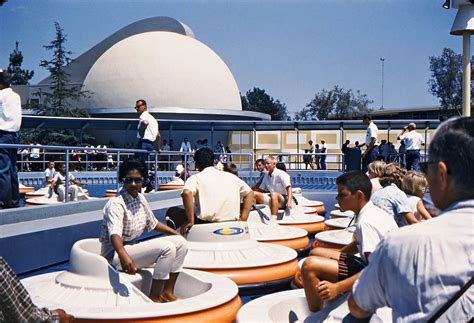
138 119 148 138
155 132 161 151
180 189 195 234
402 211 419 225
240 190 254 221
363 137 376 156
318 272 361 301
340 240 358 255
397 127 408 140
286 185 293 208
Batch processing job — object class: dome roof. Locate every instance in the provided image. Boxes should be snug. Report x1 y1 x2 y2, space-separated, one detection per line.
81 31 242 111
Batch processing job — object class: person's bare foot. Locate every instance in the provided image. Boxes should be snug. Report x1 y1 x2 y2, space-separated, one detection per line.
159 292 178 302
149 295 163 303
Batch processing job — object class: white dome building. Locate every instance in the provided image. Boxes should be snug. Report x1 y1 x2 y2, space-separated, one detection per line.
36 16 268 120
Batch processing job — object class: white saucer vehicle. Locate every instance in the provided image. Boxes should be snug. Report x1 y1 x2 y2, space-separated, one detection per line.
325 217 354 230
25 188 94 207
276 207 326 235
22 239 242 322
313 228 355 250
159 177 185 191
247 205 310 254
292 187 326 214
25 186 89 199
183 222 298 294
236 289 392 323
329 209 355 219
19 183 35 196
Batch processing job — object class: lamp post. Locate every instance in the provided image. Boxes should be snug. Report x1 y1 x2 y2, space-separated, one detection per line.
446 0 474 117
380 58 385 110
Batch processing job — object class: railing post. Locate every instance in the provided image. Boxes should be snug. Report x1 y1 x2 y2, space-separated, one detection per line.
65 149 69 203
154 151 158 191
184 153 188 181
116 151 121 196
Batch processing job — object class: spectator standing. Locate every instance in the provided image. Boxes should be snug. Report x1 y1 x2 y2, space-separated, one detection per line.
315 144 321 170
135 99 160 161
354 141 361 150
320 139 328 170
29 141 41 171
225 146 232 163
0 71 21 209
307 140 315 170
179 137 193 162
161 139 170 171
349 117 474 322
398 122 425 171
358 115 379 171
398 140 406 167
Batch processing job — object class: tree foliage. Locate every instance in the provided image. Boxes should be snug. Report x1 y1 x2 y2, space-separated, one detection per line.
7 42 34 85
295 86 373 120
428 48 469 116
242 87 290 120
21 22 92 146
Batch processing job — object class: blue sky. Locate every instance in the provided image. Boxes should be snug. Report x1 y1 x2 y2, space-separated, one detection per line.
0 0 466 115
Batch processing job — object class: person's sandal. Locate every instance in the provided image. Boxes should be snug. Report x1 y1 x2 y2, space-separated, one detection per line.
158 295 180 303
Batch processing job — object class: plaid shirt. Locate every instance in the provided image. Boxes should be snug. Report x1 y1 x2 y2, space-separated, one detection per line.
0 257 59 322
100 190 158 261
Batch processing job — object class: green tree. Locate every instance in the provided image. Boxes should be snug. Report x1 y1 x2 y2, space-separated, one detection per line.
22 22 92 146
7 42 34 85
295 86 373 120
243 87 290 120
427 48 472 117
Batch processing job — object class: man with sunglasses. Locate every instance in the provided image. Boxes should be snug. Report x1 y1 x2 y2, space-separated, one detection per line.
349 117 474 322
135 99 160 159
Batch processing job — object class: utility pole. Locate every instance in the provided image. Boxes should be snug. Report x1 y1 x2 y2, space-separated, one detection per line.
380 58 385 110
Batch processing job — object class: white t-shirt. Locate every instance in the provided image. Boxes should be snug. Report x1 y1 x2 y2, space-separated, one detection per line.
259 168 292 196
0 87 22 132
180 141 192 152
183 166 252 222
399 130 425 150
352 200 474 322
353 201 398 263
52 172 75 186
320 143 328 153
137 111 159 141
365 121 378 146
407 195 422 220
44 168 57 181
30 144 40 158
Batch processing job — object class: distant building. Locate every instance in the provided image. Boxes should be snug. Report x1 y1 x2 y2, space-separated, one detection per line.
18 16 269 121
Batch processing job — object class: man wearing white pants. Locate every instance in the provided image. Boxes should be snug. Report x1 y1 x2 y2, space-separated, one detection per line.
57 184 79 202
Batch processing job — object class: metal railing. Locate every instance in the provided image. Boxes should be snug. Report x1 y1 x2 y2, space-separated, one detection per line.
261 152 346 171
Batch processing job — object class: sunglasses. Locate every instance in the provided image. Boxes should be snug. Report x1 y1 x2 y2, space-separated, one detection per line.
123 177 144 184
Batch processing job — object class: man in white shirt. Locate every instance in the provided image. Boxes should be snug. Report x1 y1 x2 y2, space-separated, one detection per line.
179 137 193 162
165 147 254 233
254 156 293 216
397 122 425 171
320 139 328 170
135 99 160 160
349 117 474 322
0 71 21 209
302 171 397 312
358 115 379 171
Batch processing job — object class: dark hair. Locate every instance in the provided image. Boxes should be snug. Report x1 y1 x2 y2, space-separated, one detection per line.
119 158 146 181
194 148 214 170
255 158 264 165
362 114 372 121
429 117 474 195
0 71 11 88
224 163 238 176
336 171 372 200
276 162 286 172
136 99 147 106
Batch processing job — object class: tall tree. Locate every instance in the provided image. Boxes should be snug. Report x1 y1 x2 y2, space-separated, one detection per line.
21 22 92 146
7 42 34 85
243 87 290 120
428 48 469 116
295 86 373 120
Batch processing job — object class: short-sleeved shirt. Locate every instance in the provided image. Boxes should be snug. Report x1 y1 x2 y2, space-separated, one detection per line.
259 168 291 196
352 199 474 322
137 111 159 141
100 190 158 262
44 168 56 181
353 201 398 263
365 121 378 146
0 88 21 132
183 166 252 222
371 184 412 227
398 130 424 150
52 172 75 186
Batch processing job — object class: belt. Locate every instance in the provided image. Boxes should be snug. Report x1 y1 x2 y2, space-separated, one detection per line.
406 149 420 152
139 139 155 143
0 130 17 135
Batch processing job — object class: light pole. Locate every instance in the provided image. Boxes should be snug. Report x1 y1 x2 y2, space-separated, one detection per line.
380 58 385 110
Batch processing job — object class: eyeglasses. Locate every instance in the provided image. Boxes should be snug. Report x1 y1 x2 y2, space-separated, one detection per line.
134 104 144 110
123 177 144 184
